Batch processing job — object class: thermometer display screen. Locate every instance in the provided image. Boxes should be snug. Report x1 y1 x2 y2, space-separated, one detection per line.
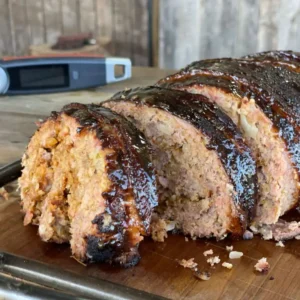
8 65 69 90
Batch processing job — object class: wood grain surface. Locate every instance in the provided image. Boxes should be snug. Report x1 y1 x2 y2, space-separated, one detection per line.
1 67 300 300
159 0 300 69
0 0 150 66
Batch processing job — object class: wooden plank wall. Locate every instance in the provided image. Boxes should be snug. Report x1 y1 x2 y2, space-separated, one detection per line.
159 0 300 69
0 0 150 66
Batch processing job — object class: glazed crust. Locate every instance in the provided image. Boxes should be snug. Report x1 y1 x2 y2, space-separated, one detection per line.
106 86 258 233
243 50 300 64
157 59 300 178
51 103 158 266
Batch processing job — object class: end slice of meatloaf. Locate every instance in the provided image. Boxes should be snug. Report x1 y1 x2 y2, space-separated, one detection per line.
103 87 258 240
157 59 300 229
18 103 158 267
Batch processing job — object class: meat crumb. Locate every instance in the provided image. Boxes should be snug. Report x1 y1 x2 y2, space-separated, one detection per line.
288 221 299 231
226 245 233 252
207 256 220 266
243 230 254 240
272 219 300 241
185 237 189 242
260 226 273 240
178 258 198 269
151 215 168 242
203 249 213 256
275 241 285 247
191 236 197 241
295 235 300 240
193 270 211 281
250 225 258 234
229 251 243 259
165 220 176 231
269 276 275 280
0 187 9 201
222 262 233 269
254 257 270 273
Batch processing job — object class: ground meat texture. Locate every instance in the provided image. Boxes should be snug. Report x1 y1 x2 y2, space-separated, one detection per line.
19 103 157 267
103 87 258 239
157 58 300 228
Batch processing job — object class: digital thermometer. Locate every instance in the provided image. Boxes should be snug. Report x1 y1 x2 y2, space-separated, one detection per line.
0 55 131 95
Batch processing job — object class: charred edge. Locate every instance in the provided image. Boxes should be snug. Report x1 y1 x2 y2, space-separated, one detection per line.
62 103 152 266
108 87 258 231
85 235 117 263
85 235 140 267
87 104 158 233
111 117 158 233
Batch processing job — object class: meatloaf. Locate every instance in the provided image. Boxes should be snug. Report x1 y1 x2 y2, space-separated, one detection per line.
157 58 300 230
19 103 157 266
103 87 258 239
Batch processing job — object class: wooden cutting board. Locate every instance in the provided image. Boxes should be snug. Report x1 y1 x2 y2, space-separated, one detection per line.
1 183 300 300
1 67 300 300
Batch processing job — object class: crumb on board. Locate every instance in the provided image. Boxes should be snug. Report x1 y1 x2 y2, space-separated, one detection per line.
178 258 198 269
243 230 254 240
207 256 220 266
229 251 243 259
203 249 213 257
226 245 233 252
295 235 300 240
0 187 9 201
191 236 197 241
254 257 270 273
193 270 211 281
222 262 233 269
269 276 275 280
261 226 273 240
275 241 285 247
185 237 189 242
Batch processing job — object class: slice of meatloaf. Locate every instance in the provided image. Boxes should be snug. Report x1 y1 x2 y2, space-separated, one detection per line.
103 87 258 239
19 103 157 267
157 58 300 229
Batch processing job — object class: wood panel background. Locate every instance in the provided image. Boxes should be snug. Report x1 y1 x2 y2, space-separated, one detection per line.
1 0 300 69
159 0 300 69
0 0 151 66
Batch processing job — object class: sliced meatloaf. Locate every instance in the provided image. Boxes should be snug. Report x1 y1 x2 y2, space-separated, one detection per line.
19 103 157 266
103 87 258 239
157 58 300 229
